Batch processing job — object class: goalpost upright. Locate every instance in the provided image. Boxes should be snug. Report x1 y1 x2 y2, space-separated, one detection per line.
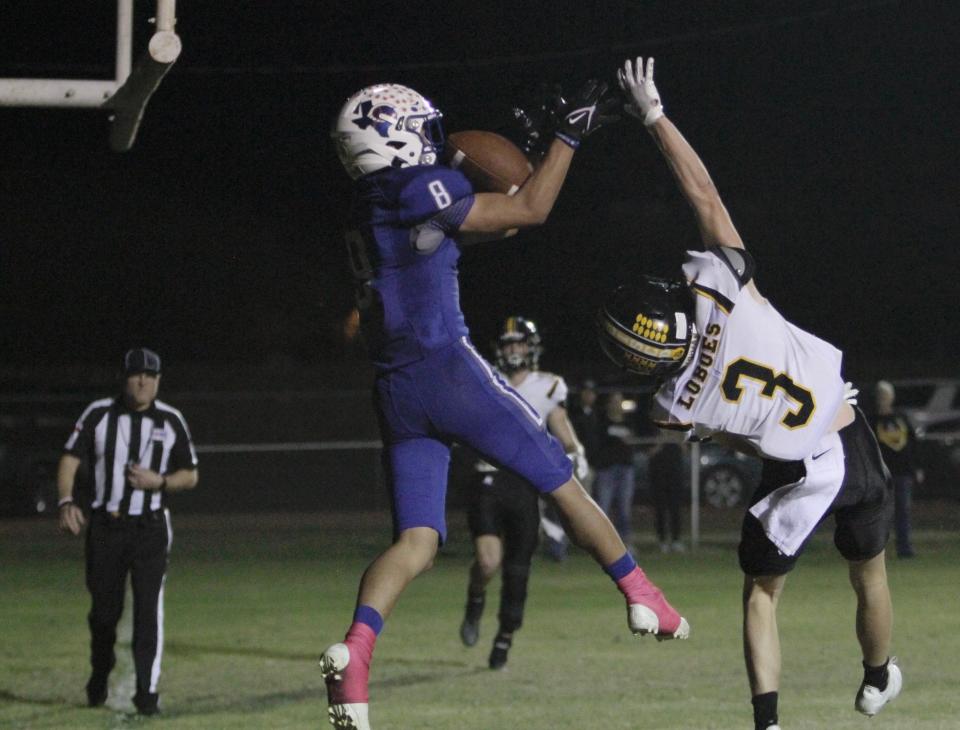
0 0 181 151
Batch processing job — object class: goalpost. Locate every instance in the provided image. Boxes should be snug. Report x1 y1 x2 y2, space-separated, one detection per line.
0 0 181 151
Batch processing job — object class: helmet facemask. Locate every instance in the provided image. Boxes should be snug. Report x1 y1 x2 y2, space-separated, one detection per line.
495 317 542 373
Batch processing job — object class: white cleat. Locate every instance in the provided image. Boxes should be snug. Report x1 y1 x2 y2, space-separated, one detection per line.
320 643 371 730
855 658 902 717
628 603 691 641
327 703 370 730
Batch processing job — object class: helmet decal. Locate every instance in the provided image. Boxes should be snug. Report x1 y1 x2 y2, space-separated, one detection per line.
351 100 399 139
332 84 444 179
596 277 696 380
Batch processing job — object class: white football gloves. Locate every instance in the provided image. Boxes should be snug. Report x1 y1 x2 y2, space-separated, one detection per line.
567 446 590 482
618 57 664 126
844 381 859 406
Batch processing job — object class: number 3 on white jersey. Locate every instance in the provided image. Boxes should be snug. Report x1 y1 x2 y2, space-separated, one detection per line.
428 180 451 209
721 357 815 429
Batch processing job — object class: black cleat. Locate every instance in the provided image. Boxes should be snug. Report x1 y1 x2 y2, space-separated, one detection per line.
460 593 485 647
134 691 161 716
85 676 108 708
488 633 512 670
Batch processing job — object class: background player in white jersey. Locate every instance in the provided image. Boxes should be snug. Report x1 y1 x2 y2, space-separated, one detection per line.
459 317 588 670
596 58 901 730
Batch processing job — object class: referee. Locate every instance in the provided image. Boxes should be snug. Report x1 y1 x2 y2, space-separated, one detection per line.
56 348 199 715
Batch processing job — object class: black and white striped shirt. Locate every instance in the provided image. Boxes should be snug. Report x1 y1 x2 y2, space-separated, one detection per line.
65 397 198 515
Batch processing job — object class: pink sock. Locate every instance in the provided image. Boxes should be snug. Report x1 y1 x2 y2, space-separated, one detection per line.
616 566 653 603
617 566 681 634
328 622 377 704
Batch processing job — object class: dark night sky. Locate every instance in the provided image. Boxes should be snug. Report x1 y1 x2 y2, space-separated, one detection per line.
1 1 958 385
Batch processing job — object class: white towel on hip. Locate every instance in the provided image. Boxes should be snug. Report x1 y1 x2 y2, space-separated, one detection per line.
748 431 845 556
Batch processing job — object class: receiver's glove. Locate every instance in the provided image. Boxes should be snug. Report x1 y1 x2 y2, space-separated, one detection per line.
555 79 620 148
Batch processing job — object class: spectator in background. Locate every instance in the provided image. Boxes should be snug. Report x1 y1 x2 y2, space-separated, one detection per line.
648 439 686 552
594 391 638 545
569 379 601 494
873 380 923 558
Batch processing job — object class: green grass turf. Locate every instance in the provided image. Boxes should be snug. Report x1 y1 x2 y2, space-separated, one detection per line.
2 507 959 729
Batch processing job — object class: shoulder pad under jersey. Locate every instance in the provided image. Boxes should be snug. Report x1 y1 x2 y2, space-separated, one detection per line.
709 245 755 287
397 166 474 227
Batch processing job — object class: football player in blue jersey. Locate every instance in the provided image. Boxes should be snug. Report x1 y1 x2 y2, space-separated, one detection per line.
321 81 689 730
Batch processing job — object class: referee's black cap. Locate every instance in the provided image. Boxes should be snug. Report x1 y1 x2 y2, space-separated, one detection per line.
123 348 162 375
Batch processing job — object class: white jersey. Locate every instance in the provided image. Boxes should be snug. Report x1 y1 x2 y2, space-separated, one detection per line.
651 247 845 462
512 369 568 420
476 369 567 472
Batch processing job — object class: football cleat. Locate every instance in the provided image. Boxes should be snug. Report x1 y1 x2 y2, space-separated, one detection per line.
460 616 480 647
85 675 108 708
328 703 369 730
459 593 485 647
855 658 902 717
321 643 371 730
488 634 512 670
626 575 690 640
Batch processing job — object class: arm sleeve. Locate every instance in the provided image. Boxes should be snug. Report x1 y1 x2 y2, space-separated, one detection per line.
64 401 105 457
547 376 569 410
397 167 475 230
166 412 199 471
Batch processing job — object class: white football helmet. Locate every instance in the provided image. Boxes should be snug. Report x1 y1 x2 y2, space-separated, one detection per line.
332 84 444 180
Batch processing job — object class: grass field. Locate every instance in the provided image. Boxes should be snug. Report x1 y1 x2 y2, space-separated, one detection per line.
2 505 959 729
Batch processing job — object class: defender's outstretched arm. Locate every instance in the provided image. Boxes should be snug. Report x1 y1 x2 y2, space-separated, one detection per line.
620 57 744 251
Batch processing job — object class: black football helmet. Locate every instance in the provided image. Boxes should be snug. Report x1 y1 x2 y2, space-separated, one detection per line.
596 277 696 379
495 316 542 372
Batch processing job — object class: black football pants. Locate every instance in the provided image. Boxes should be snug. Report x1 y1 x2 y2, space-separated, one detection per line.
467 470 540 632
85 509 170 711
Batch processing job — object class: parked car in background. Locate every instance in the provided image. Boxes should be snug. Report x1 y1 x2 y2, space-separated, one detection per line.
633 440 761 509
888 378 960 437
698 442 762 508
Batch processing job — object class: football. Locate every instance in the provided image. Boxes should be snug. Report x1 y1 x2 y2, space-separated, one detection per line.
444 130 533 195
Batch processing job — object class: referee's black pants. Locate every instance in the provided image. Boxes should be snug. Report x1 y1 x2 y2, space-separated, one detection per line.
85 509 171 712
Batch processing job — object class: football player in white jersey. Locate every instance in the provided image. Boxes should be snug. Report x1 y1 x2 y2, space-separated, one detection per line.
596 58 901 730
459 316 589 670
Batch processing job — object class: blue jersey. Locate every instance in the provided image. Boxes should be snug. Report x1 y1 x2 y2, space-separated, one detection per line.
348 165 476 370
